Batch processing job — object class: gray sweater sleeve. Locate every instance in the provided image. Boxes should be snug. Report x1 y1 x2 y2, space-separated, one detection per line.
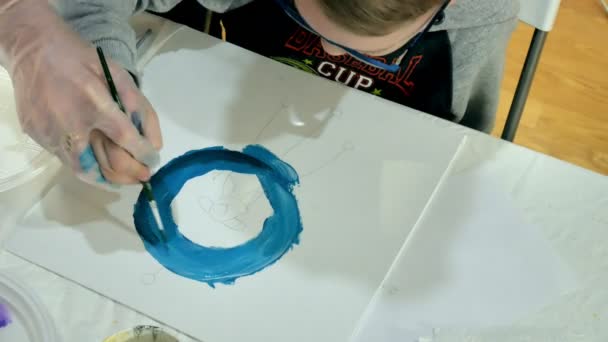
56 0 247 75
438 0 519 133
56 0 183 74
450 18 517 132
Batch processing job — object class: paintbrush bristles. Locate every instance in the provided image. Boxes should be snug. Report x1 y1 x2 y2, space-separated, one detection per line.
150 200 166 234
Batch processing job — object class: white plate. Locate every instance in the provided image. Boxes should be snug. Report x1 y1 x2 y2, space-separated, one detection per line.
0 66 53 193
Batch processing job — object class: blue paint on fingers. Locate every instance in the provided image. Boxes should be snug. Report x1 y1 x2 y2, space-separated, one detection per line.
78 145 107 184
78 145 97 172
133 145 303 287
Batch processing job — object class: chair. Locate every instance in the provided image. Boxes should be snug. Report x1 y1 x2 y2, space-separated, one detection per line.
501 0 561 142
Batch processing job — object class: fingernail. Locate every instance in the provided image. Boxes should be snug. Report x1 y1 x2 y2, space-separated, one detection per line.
131 111 144 135
79 145 97 172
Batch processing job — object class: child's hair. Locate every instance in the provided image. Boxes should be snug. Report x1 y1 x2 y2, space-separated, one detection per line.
318 0 444 36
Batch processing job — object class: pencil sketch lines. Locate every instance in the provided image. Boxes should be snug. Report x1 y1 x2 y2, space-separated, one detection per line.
300 141 355 178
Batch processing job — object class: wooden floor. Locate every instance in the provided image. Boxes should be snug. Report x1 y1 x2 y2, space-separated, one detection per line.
492 0 608 175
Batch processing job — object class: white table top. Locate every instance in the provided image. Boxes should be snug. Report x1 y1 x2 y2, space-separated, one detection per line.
1 14 606 342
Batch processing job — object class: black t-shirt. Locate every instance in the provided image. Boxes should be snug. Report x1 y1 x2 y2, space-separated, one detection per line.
153 0 456 121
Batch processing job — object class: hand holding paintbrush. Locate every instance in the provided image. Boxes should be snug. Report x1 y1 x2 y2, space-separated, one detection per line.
88 48 163 185
2 0 161 188
96 47 167 236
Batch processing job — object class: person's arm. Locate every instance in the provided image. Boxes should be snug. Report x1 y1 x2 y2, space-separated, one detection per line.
445 0 519 133
0 0 162 185
458 22 515 132
449 19 517 133
55 0 247 77
55 0 182 78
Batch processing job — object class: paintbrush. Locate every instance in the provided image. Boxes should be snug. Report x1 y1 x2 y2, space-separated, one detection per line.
96 47 166 240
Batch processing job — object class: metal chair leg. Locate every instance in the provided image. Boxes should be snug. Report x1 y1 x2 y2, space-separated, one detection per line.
501 28 549 142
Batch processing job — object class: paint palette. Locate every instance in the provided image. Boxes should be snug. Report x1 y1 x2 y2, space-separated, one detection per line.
0 66 53 193
0 272 58 342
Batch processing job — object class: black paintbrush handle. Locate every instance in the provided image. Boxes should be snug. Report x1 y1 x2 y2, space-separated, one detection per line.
96 47 155 201
96 47 127 114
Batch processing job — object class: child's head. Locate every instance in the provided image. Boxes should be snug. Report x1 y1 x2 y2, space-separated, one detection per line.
289 0 447 69
317 0 444 36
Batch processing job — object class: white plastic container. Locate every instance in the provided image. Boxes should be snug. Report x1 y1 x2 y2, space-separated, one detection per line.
0 66 53 193
0 272 58 342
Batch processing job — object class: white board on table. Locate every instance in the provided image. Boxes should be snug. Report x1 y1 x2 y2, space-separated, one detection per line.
354 165 577 342
6 26 464 342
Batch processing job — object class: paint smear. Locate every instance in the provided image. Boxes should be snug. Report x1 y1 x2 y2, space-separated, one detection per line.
0 303 11 328
133 145 303 287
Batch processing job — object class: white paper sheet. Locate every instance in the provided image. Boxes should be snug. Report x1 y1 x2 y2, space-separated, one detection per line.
354 165 578 342
6 28 464 342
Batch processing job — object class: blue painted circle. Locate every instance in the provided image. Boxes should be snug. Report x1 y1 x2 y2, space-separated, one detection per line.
133 145 303 287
